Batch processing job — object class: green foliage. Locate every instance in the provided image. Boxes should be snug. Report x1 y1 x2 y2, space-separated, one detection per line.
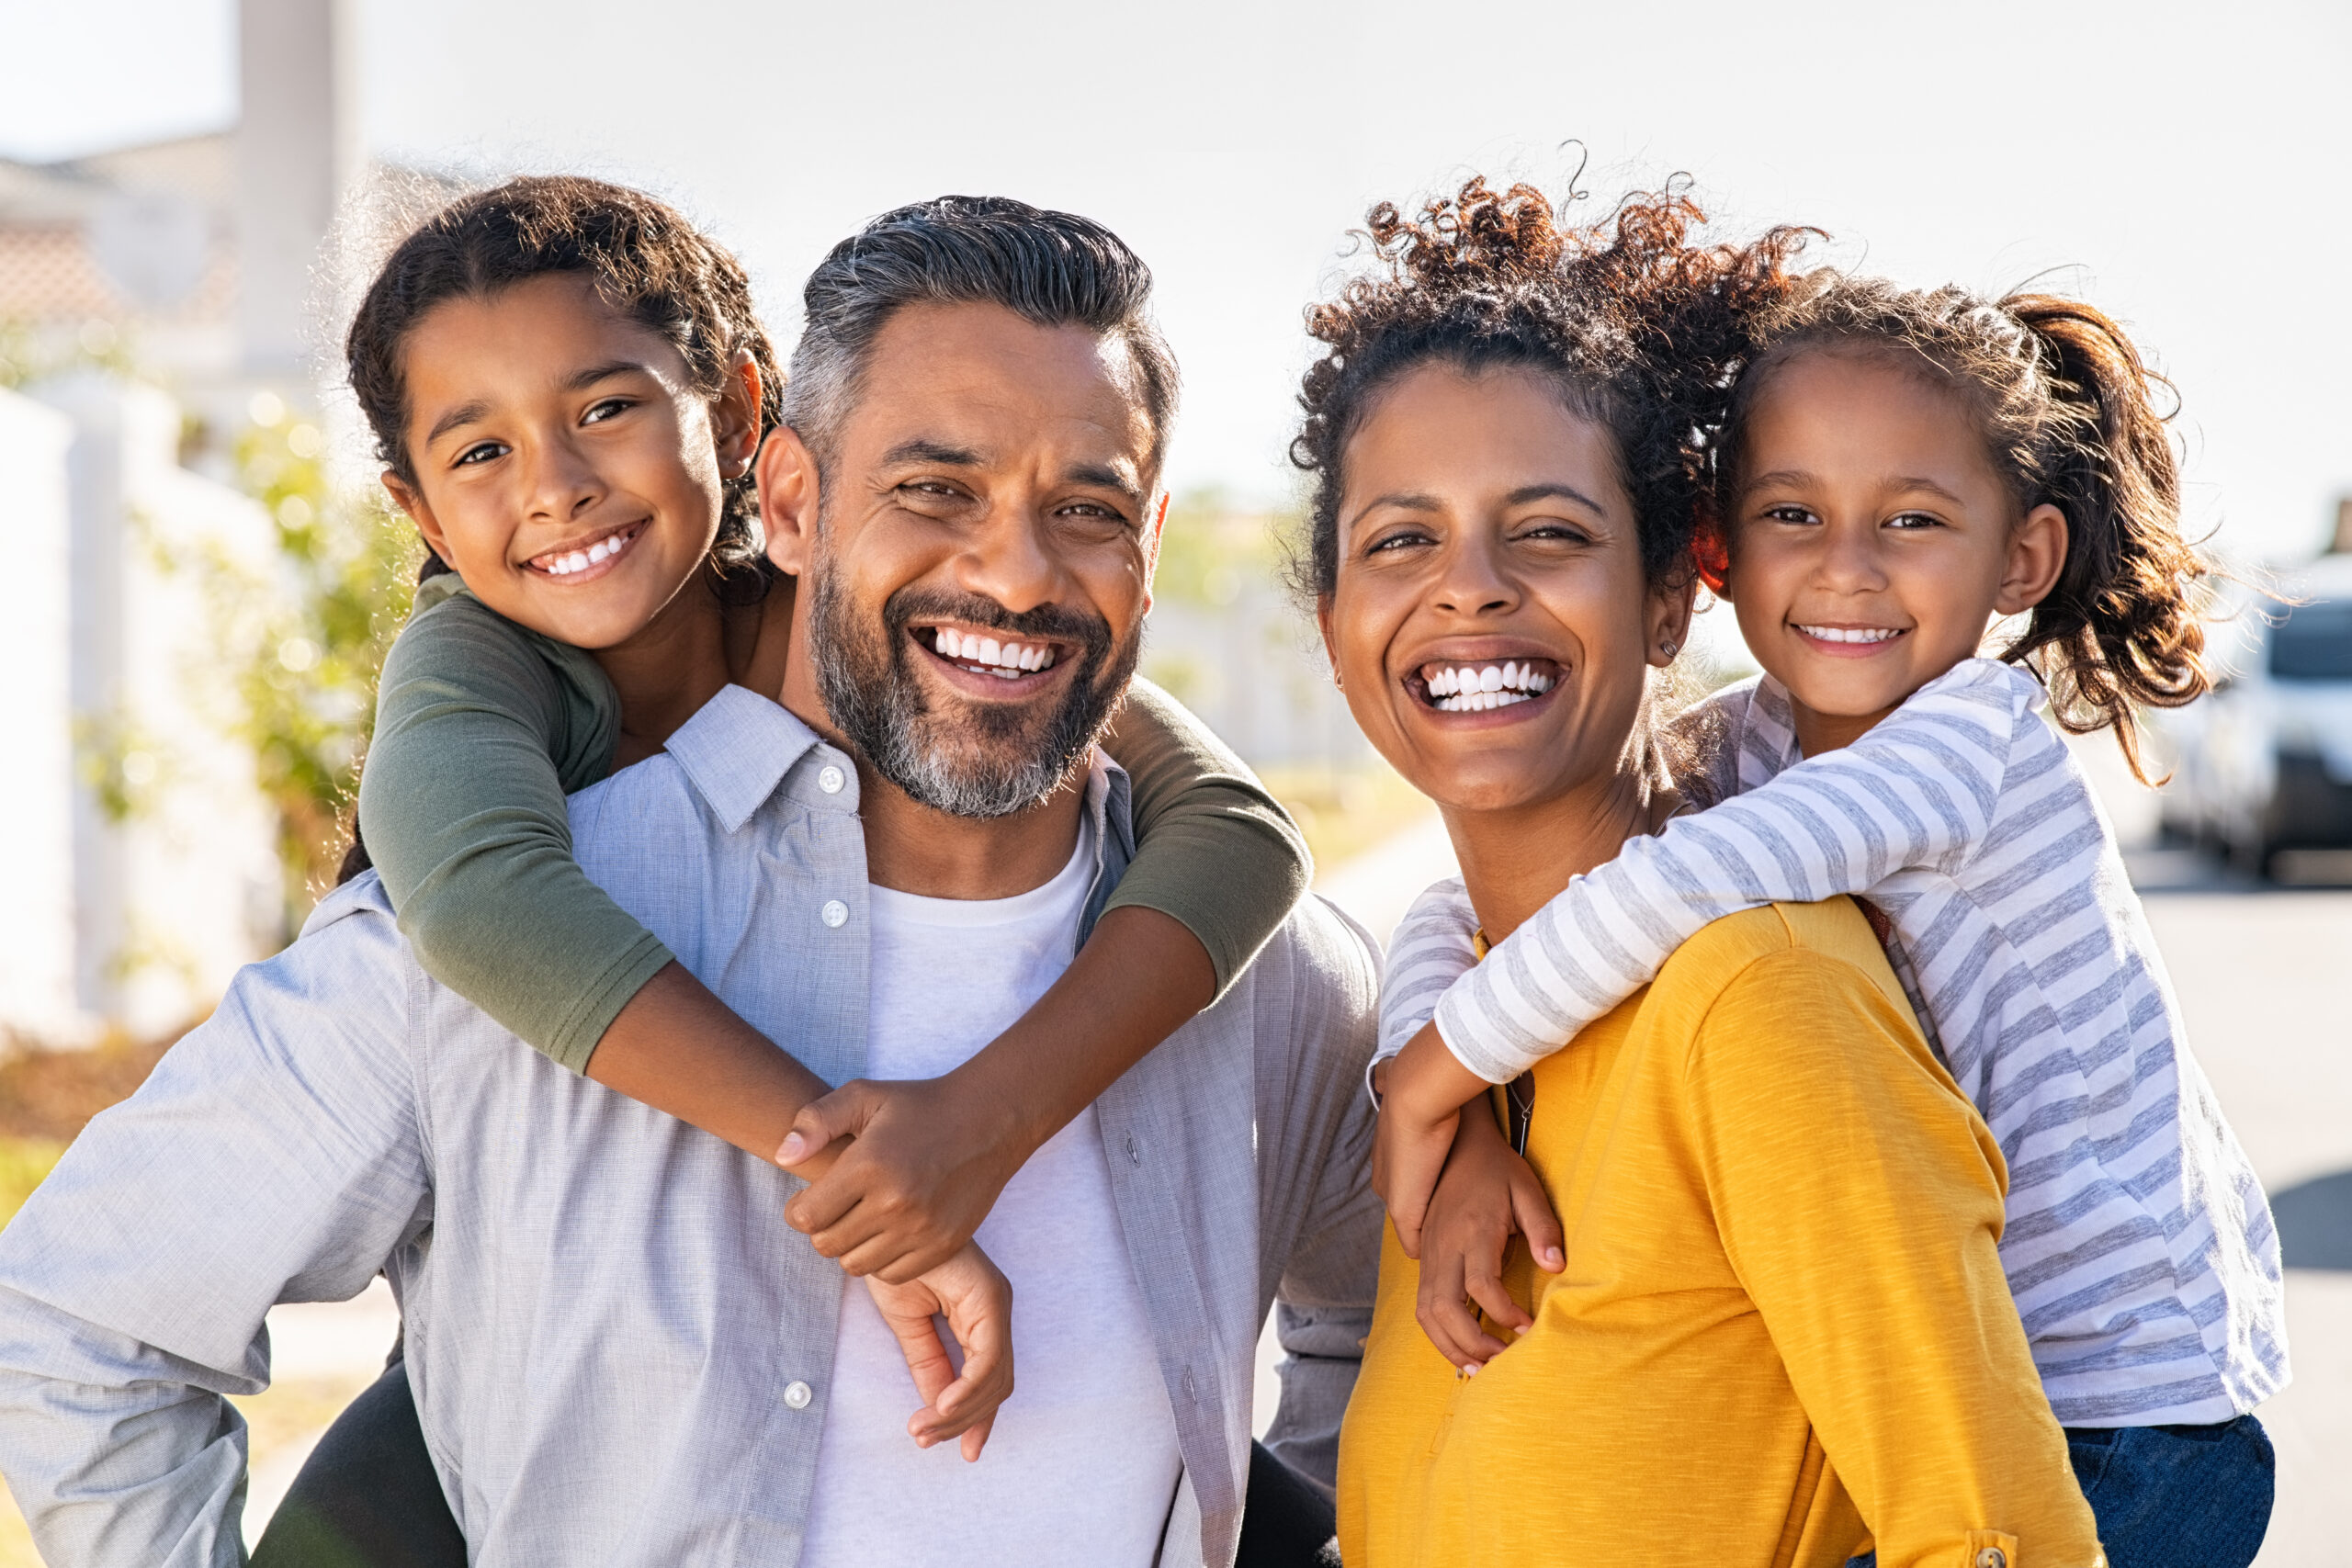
1152 489 1286 610
222 409 419 928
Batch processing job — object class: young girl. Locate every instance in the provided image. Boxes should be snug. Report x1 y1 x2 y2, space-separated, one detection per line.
336 179 1308 1446
1374 267 2284 1566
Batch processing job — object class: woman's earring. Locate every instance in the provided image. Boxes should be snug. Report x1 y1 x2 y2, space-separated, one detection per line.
1660 638 1679 660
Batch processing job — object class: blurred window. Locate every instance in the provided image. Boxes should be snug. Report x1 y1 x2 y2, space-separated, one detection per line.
2268 600 2352 680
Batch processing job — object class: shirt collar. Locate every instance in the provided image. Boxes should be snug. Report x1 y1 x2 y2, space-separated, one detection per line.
661 685 822 833
659 684 1142 871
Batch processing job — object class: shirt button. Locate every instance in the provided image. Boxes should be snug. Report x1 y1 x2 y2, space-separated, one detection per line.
1973 1551 2007 1568
818 765 845 795
820 900 849 929
784 1380 813 1410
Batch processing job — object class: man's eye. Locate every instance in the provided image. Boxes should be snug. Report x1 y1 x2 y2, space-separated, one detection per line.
453 441 506 468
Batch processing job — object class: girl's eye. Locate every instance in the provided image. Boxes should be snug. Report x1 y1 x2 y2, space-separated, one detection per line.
453 440 507 468
582 398 637 426
1884 511 1942 530
1759 504 1818 526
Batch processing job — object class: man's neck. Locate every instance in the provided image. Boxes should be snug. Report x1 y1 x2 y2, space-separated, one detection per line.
854 761 1089 900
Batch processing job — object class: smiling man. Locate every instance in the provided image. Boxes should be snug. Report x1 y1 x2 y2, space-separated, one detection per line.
0 197 1381 1568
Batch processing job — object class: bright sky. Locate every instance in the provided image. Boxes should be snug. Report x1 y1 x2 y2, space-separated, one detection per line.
4 0 2348 565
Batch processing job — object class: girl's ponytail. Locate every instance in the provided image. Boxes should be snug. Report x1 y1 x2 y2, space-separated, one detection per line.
2000 296 2208 784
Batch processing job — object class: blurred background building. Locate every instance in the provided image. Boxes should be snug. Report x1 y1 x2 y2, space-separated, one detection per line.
0 0 362 1037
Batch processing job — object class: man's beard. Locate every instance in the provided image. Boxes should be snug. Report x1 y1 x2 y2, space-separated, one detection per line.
808 566 1140 820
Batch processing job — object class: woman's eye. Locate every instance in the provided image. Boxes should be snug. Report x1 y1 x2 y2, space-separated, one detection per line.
453 441 506 468
1365 529 1432 557
1516 522 1591 545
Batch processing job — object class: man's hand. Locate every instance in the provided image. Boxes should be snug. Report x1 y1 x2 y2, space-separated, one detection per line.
778 1076 1026 1283
864 1240 1016 1462
1373 1020 1492 1258
1413 1103 1566 1372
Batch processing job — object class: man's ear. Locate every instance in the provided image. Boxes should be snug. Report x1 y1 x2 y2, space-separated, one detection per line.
712 349 763 479
1996 502 2069 615
380 470 450 564
758 425 821 577
1137 491 1169 616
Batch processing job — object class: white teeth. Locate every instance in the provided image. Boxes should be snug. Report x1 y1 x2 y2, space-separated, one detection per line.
932 626 1055 675
1420 659 1559 710
1799 625 1902 644
535 525 635 575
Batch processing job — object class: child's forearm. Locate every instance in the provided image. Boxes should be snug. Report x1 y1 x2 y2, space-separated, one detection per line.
584 962 838 1170
956 905 1216 1152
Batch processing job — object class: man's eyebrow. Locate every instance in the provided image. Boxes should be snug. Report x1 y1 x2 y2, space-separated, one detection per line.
878 438 985 468
425 400 492 446
1064 460 1146 504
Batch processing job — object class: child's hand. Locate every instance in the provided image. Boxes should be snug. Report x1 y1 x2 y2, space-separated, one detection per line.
863 1239 1016 1462
1373 1020 1492 1258
1413 1106 1566 1372
778 1077 1023 1283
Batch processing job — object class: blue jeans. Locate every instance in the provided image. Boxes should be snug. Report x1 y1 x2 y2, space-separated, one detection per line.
1844 1414 2274 1568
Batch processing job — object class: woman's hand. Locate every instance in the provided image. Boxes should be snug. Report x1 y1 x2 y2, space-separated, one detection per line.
1373 1020 1493 1257
863 1240 1016 1461
1413 1107 1566 1371
778 1075 1029 1283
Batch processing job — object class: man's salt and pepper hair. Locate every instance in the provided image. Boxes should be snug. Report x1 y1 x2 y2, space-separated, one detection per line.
780 195 1182 478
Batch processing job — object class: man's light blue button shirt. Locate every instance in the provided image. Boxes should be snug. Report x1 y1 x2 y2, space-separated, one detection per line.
0 687 1382 1567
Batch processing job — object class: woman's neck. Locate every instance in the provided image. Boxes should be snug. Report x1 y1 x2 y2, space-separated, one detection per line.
1442 759 1673 945
593 570 795 767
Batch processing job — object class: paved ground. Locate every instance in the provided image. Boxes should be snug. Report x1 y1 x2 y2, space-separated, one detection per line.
1279 758 2352 1563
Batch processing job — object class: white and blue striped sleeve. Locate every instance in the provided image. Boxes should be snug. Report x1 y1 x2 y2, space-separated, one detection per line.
1430 660 2026 1083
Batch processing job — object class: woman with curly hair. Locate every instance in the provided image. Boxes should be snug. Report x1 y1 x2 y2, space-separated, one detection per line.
1300 176 2104 1565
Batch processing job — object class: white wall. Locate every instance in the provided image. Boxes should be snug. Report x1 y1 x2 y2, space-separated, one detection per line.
0 389 81 1038
15 372 280 1039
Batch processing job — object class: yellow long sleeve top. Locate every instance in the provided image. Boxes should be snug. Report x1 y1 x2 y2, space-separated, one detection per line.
1338 898 2104 1568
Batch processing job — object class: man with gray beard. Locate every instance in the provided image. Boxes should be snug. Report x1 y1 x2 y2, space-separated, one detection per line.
0 197 1379 1568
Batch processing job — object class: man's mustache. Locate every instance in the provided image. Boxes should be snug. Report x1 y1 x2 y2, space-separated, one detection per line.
883 588 1114 656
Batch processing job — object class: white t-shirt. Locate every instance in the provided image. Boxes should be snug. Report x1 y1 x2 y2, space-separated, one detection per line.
800 820 1183 1565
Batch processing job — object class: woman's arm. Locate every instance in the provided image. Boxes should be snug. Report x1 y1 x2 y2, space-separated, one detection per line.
1690 945 2101 1567
777 680 1312 1281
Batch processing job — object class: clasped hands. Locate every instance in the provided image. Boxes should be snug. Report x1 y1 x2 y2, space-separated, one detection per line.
774 1068 1035 1461
1373 1021 1567 1373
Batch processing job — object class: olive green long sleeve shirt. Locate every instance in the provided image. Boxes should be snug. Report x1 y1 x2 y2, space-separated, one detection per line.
356 578 1311 1070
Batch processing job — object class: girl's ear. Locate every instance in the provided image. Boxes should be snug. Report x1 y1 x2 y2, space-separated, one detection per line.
380 470 452 562
756 426 820 577
1692 510 1732 599
713 349 763 479
1996 502 2069 615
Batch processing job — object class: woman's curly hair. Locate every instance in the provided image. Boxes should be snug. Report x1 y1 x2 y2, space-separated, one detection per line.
1716 276 2209 783
1287 175 1806 604
345 175 784 602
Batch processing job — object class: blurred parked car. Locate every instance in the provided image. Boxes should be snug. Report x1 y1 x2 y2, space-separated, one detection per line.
2156 553 2352 874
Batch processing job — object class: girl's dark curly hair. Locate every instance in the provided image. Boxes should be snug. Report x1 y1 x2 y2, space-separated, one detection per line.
345 175 783 601
1715 276 2207 783
1288 175 1804 604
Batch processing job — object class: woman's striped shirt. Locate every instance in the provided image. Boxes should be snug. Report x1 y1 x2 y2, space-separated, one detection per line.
1382 658 2287 1426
